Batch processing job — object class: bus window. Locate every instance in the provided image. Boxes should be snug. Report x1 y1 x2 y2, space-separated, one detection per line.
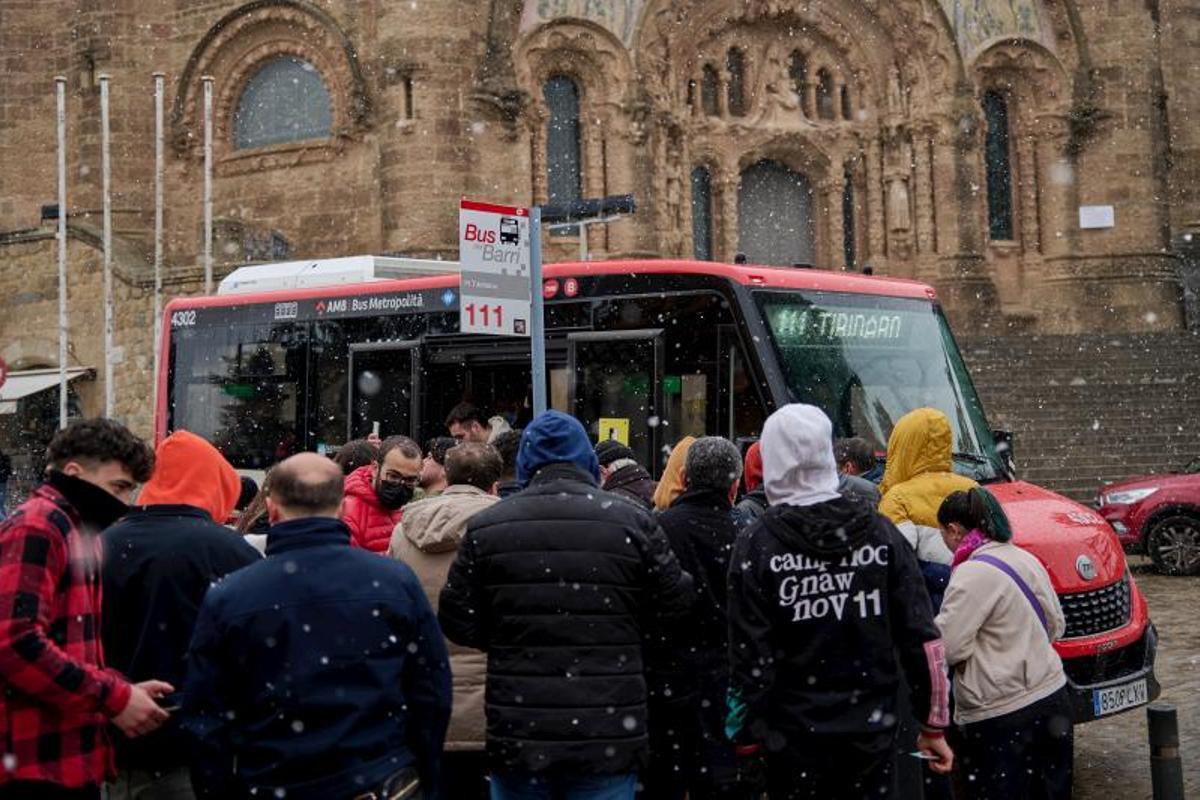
169 322 305 469
589 291 765 468
349 342 420 441
569 330 664 472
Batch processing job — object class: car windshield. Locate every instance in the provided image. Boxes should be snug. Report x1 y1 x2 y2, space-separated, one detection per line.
755 289 1002 482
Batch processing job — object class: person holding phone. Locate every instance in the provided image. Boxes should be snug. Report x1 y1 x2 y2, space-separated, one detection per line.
935 488 1073 800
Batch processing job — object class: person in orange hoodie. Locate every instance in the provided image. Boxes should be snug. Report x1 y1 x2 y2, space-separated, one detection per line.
101 430 261 800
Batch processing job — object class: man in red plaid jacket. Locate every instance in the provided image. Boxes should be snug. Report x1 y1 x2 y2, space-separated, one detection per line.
0 420 173 800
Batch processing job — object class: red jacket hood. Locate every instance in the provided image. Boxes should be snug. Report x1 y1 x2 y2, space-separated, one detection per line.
138 430 241 523
345 464 382 508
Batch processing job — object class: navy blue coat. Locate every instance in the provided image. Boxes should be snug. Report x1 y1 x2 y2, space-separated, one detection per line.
182 517 452 799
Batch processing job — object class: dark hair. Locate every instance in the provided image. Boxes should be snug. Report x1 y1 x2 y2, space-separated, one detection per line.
490 430 521 479
937 488 1013 542
269 460 342 514
46 419 154 483
378 435 421 463
445 443 502 491
237 475 259 511
833 437 875 474
445 402 489 429
236 468 272 534
333 439 378 475
684 436 743 492
426 436 458 466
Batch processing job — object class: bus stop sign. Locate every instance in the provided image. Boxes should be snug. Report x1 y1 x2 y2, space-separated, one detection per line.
459 199 532 337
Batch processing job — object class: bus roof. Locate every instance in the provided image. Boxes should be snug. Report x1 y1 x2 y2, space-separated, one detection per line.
165 259 936 311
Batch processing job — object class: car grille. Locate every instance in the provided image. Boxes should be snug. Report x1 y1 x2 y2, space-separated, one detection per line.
1060 575 1132 639
1062 628 1149 687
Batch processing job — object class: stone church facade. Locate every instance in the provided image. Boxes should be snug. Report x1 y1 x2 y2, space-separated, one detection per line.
1 0 1197 440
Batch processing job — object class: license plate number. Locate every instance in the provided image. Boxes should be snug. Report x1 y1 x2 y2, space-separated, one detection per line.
1093 679 1148 717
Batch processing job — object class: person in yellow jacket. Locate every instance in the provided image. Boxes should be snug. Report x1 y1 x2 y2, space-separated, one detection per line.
878 408 978 565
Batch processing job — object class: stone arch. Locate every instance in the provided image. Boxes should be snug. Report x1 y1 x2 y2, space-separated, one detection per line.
171 1 370 158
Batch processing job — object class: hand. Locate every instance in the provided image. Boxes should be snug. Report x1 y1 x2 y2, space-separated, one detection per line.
917 731 954 774
112 680 174 738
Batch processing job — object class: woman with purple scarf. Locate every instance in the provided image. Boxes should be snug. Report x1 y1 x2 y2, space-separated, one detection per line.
935 488 1073 800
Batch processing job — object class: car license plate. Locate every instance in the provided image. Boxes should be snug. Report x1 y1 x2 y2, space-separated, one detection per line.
1093 679 1148 717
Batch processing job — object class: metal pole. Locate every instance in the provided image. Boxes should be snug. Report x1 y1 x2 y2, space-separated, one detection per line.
202 76 214 294
1148 703 1185 800
55 77 69 430
100 74 114 418
529 206 547 416
152 72 165 411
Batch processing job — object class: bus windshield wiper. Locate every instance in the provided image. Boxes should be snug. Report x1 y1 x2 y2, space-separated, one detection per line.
952 451 990 465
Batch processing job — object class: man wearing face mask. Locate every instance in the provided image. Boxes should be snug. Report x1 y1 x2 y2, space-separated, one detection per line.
341 435 422 553
0 419 173 799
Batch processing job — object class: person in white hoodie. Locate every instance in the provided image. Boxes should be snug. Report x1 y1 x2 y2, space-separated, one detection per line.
934 488 1073 800
389 442 502 800
726 404 952 800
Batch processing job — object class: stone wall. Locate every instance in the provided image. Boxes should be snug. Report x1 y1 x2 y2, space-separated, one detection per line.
961 332 1200 501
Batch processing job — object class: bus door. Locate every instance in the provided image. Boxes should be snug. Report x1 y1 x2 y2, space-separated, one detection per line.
568 329 665 474
347 341 421 440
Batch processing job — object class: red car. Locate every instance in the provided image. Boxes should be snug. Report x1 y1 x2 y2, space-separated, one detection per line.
1097 459 1200 575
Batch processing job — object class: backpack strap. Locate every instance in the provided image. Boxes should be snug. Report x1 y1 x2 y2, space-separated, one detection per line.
971 553 1050 635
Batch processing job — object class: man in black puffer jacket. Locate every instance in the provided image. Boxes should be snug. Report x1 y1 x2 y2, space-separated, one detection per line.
439 411 694 800
643 436 748 800
726 404 953 800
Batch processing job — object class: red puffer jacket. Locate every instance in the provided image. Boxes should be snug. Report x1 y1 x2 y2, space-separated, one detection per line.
341 466 403 553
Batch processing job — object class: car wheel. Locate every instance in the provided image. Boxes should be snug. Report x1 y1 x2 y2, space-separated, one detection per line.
1147 514 1200 576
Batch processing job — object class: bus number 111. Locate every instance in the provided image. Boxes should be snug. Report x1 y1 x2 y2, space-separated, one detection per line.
464 303 504 329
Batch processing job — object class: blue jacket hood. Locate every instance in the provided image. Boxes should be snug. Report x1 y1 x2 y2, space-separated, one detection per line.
516 411 600 486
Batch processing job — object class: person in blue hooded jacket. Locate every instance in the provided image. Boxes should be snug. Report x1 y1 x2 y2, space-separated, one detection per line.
181 453 452 800
438 411 695 800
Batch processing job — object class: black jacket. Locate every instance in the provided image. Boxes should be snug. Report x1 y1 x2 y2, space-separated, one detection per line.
726 497 948 755
652 488 739 686
602 463 657 510
438 463 695 777
101 505 261 770
735 487 768 522
496 479 522 499
182 517 452 799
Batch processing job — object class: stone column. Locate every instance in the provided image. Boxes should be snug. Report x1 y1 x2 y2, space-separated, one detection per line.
912 125 935 255
720 161 740 262
1017 115 1041 256
824 172 846 270
866 136 886 267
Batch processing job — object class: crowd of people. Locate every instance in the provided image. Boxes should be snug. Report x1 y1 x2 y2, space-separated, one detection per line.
0 399 1074 800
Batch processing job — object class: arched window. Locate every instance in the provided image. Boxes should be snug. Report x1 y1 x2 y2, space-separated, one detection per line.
727 48 747 117
691 166 713 260
737 160 814 266
816 69 835 120
841 85 853 121
983 90 1014 240
788 51 809 117
544 76 582 217
233 57 333 149
701 64 720 116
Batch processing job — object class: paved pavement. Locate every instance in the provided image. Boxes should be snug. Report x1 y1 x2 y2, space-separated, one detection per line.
1074 557 1199 799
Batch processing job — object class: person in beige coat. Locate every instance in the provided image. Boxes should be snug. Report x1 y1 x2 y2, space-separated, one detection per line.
389 442 501 800
934 488 1073 800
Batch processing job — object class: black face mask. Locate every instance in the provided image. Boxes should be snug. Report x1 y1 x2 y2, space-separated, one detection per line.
47 470 130 532
375 479 413 510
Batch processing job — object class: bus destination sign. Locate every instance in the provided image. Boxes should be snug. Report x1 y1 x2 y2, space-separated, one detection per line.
459 199 532 337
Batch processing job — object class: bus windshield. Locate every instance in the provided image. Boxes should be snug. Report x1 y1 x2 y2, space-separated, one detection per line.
754 290 1002 482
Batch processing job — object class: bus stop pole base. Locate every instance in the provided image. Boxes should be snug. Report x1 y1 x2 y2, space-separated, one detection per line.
1148 703 1185 800
529 206 547 417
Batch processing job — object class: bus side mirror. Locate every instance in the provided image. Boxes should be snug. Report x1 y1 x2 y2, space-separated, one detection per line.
992 429 1016 478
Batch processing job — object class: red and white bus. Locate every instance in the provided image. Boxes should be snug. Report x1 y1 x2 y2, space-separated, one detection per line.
158 256 1158 723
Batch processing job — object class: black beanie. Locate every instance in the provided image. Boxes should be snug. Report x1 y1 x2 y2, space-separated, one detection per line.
595 439 637 467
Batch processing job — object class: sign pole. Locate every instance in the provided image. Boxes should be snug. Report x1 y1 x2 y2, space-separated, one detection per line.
529 206 546 416
55 76 69 429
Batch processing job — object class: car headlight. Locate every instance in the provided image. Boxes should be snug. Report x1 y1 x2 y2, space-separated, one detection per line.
1104 487 1159 505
